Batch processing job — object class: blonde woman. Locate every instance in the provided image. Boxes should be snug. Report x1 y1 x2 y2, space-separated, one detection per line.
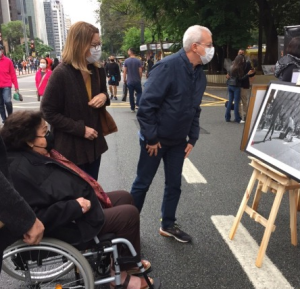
41 22 109 180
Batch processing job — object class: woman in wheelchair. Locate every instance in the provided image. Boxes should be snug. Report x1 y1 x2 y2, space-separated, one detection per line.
0 110 157 289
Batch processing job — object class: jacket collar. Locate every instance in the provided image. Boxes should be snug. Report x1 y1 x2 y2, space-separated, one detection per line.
178 48 202 75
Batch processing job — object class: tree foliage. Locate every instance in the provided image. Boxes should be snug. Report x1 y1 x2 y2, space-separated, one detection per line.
96 0 300 70
121 27 152 53
1 21 25 51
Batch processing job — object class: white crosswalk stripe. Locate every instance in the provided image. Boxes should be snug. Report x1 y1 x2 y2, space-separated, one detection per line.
211 215 293 289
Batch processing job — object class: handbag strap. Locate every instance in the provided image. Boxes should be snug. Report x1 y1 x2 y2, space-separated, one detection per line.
38 71 48 89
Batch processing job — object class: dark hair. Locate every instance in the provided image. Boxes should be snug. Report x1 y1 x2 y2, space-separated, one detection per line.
286 37 300 58
0 111 43 150
40 57 48 65
128 47 136 54
46 54 50 57
231 55 245 77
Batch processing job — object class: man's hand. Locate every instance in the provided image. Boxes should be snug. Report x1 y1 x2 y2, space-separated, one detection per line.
146 142 161 157
23 218 44 245
88 93 107 108
184 143 194 158
84 126 98 140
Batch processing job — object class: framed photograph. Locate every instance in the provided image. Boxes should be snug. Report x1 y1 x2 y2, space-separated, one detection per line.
240 84 269 151
245 82 300 182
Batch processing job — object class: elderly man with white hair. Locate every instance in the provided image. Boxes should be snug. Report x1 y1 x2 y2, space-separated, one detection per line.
130 25 213 243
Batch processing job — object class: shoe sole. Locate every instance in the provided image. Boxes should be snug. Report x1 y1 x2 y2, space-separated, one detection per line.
159 228 191 243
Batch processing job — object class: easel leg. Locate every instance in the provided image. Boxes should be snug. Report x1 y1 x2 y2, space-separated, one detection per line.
252 181 263 211
229 170 258 240
255 186 285 268
289 189 298 246
297 189 300 212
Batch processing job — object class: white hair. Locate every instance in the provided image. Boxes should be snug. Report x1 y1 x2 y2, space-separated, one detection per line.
182 25 212 52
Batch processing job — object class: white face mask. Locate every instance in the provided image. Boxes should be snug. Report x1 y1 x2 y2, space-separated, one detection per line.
40 63 46 69
86 47 102 63
0 51 3 57
198 47 215 65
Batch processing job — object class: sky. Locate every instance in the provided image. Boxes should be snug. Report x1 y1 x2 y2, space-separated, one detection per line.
62 0 100 29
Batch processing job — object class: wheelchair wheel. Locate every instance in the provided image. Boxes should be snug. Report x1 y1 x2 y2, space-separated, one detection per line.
2 238 94 288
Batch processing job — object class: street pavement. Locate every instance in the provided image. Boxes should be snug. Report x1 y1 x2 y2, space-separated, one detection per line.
0 74 300 289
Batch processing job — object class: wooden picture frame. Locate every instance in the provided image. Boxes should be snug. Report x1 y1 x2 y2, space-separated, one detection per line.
245 81 300 182
240 84 269 151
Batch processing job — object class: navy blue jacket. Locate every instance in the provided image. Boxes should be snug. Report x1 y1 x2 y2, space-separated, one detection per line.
137 48 206 146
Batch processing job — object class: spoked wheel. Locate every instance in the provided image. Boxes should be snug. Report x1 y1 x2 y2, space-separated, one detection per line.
2 238 94 289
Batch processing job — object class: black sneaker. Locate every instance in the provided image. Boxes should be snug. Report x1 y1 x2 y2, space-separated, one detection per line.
110 95 113 100
159 224 192 243
114 96 118 100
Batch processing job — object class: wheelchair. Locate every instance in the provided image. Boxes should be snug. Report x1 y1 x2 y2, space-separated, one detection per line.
2 233 160 289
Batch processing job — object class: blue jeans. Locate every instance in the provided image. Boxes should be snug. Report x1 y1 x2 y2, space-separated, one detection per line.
78 156 101 181
131 139 186 229
225 85 241 122
127 81 142 110
0 87 13 123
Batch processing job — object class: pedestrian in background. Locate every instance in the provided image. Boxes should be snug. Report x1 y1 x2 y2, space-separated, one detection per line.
41 21 110 181
105 55 121 100
0 135 44 271
275 36 300 82
35 58 52 102
123 48 143 112
146 55 154 78
45 54 53 70
51 58 60 71
0 44 19 124
237 49 255 121
225 55 254 123
131 25 214 243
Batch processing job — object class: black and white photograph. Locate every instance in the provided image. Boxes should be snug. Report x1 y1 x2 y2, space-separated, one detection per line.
246 82 300 182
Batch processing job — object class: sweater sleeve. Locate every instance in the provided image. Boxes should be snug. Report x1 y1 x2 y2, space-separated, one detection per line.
41 66 86 137
0 171 36 236
9 59 18 90
137 62 171 145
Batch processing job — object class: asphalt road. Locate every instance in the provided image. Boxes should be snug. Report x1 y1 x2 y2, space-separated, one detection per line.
0 74 300 289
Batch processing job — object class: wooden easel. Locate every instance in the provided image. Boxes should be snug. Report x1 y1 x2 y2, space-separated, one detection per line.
229 157 300 268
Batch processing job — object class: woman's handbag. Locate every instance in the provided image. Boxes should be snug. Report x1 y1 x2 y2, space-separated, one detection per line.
13 92 23 101
99 107 118 136
225 101 234 110
95 67 118 136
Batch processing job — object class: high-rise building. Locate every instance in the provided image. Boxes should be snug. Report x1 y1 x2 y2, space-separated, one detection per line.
44 0 55 51
24 0 48 44
65 14 71 35
44 0 66 57
0 0 18 24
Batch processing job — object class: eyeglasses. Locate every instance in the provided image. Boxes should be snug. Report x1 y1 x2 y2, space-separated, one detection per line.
91 43 102 50
195 42 214 48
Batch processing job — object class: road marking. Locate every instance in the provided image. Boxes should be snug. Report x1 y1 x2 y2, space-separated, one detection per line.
211 215 293 289
182 158 207 184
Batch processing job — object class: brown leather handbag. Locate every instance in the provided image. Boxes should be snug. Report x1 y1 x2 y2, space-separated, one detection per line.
99 107 118 136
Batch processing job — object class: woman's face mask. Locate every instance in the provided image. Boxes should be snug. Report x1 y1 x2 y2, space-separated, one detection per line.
33 131 55 152
86 47 102 63
40 63 47 69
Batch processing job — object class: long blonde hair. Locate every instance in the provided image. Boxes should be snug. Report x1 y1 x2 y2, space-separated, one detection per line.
62 21 99 73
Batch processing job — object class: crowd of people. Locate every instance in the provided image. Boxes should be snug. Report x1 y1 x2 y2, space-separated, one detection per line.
1 19 300 288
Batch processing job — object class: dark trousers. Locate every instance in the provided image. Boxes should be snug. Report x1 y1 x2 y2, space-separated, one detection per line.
0 87 13 123
127 81 142 110
100 190 140 270
131 139 186 229
78 156 101 181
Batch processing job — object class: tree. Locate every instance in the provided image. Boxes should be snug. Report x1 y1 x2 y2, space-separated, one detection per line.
1 21 25 52
97 0 143 55
121 27 152 54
